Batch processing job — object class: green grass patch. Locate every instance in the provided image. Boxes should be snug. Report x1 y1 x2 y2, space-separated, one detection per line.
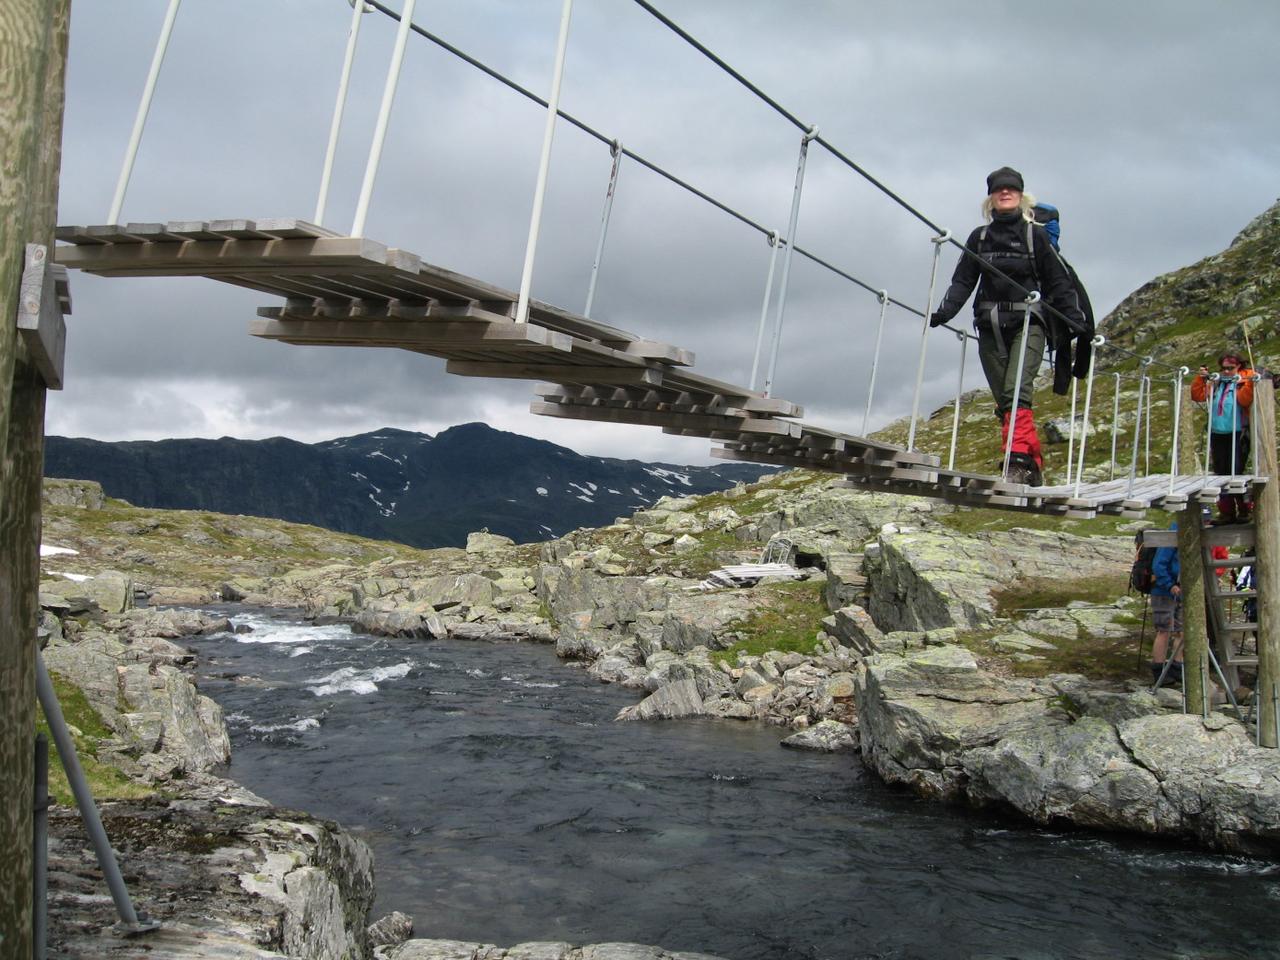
37 671 154 805
993 576 1131 617
712 580 828 664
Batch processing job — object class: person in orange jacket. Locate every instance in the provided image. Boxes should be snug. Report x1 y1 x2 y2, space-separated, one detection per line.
1191 352 1255 522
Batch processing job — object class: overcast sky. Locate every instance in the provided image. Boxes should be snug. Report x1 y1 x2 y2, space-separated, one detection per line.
49 0 1280 464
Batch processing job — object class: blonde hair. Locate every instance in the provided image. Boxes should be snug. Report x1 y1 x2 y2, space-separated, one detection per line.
981 190 1037 223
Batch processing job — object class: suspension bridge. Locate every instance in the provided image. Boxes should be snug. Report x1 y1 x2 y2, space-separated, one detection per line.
3 2 1280 952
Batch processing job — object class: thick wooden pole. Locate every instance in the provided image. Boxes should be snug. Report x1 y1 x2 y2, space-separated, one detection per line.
1174 380 1208 714
1179 503 1207 716
1254 382 1279 747
0 2 70 954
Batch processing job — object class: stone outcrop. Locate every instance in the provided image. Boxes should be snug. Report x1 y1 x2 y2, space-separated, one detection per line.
46 796 376 960
380 941 726 960
866 527 1132 631
855 643 1280 854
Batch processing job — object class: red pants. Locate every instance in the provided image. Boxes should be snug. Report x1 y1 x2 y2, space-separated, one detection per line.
1001 407 1043 468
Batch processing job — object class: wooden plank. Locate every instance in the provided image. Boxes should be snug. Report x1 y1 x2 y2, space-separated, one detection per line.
250 318 571 351
446 360 663 386
56 235 394 272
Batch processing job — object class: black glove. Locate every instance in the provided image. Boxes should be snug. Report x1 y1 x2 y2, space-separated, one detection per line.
929 312 949 328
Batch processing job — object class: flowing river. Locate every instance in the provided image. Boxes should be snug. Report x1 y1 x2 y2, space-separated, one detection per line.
191 609 1279 960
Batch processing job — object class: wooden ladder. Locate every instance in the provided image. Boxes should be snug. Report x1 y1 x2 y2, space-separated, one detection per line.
1202 523 1259 692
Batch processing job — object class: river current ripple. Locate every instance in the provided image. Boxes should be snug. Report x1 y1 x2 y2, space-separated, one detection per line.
191 608 1279 960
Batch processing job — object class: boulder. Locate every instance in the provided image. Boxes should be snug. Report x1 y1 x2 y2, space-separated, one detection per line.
616 679 705 721
410 573 496 610
466 530 515 554
43 477 106 509
824 552 864 613
781 719 858 753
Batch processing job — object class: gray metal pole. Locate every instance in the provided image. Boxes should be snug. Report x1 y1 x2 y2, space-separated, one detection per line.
315 0 369 226
1073 335 1104 499
1169 367 1188 495
516 0 575 324
749 232 781 392
1143 373 1152 476
1110 372 1121 481
35 654 152 933
34 734 48 960
583 139 623 318
907 231 950 452
1001 293 1039 480
762 125 818 398
948 329 968 471
107 0 181 223
1126 360 1151 498
1205 373 1217 476
352 0 420 236
1065 376 1079 485
861 289 889 435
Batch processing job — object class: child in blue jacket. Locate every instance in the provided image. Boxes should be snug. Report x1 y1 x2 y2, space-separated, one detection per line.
1150 533 1182 685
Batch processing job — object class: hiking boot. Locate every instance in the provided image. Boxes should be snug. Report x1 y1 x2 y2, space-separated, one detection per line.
1008 453 1043 487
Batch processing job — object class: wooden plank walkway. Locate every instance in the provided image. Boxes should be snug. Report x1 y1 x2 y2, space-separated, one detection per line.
55 219 1267 520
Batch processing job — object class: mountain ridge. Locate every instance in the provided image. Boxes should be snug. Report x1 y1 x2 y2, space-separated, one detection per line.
43 421 774 549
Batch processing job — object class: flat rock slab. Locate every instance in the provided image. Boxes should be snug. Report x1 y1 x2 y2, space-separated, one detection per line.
381 942 727 960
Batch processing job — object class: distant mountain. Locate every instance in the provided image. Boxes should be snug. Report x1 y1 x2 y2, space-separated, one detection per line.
44 423 776 548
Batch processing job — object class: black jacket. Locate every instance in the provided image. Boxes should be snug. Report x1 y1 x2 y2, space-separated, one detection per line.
933 211 1092 393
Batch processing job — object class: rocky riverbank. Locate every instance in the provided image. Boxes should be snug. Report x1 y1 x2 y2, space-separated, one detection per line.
36 471 1280 954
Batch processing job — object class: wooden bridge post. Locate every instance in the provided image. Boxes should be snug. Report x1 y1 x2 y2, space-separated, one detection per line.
1253 380 1279 747
1177 377 1209 714
0 2 70 954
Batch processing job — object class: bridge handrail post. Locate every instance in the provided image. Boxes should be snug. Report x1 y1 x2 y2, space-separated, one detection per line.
762 124 819 397
907 229 950 451
107 0 181 224
1169 366 1189 496
1065 376 1079 485
1204 372 1218 476
1071 335 1105 499
1126 358 1152 498
750 231 781 392
352 0 419 237
582 139 623 319
315 0 370 227
947 329 967 470
861 288 889 435
516 0 575 323
999 290 1038 480
1110 372 1121 481
1253 378 1279 747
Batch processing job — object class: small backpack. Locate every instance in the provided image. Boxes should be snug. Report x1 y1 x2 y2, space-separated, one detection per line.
1130 538 1157 595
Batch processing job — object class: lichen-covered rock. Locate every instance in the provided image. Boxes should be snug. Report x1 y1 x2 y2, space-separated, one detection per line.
781 719 858 753
616 678 705 721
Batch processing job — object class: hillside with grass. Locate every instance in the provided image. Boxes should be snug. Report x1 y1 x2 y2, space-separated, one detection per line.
875 198 1280 484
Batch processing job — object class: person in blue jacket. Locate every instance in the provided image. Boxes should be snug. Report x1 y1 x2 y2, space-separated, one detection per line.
1150 527 1182 685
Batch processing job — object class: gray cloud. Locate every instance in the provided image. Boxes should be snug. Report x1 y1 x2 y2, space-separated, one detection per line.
48 0 1280 463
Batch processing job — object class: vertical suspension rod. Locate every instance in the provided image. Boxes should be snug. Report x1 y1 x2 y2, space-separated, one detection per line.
861 289 890 435
352 0 420 237
750 232 781 392
907 230 951 451
315 0 369 226
1001 292 1039 480
516 0 575 323
1065 377 1079 485
107 0 181 224
1126 358 1152 498
583 139 623 318
1110 372 1121 481
947 329 968 471
762 125 818 397
1072 336 1105 499
1205 373 1217 476
1169 366 1188 495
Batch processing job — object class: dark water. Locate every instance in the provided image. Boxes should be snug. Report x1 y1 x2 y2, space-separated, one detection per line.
192 609 1280 960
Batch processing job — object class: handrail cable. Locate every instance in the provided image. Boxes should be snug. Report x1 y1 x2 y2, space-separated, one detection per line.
358 0 941 324
627 0 1090 334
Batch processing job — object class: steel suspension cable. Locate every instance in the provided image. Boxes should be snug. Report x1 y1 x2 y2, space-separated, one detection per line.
359 0 931 326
